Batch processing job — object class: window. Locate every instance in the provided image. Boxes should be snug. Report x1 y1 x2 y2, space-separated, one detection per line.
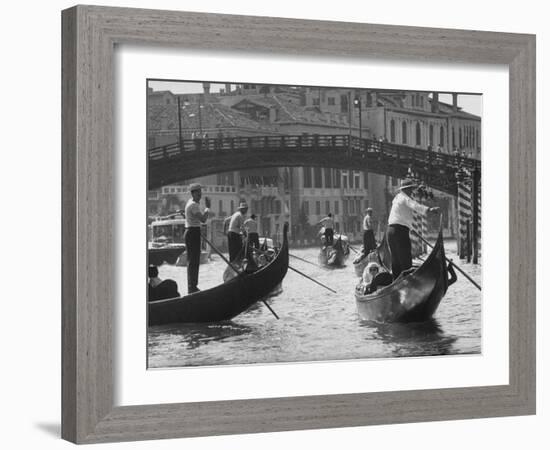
452 127 456 148
415 122 421 146
334 201 339 214
343 200 348 215
340 95 349 113
366 93 373 107
312 98 320 106
275 200 281 214
333 169 341 188
364 171 369 189
314 167 323 188
325 201 330 214
356 199 361 214
303 201 309 215
316 201 321 215
459 128 463 148
419 96 424 108
354 171 360 189
219 200 223 214
342 171 349 189
230 200 234 212
327 97 335 106
303 167 312 188
429 124 434 147
402 121 408 144
350 199 355 214
439 126 445 147
390 119 396 142
476 129 480 148
324 168 332 188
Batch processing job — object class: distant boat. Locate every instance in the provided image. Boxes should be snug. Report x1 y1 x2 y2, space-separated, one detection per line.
355 231 456 323
149 224 289 325
318 234 350 267
148 215 210 266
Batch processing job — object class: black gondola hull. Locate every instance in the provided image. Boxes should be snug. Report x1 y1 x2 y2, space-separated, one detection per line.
149 225 289 325
355 232 449 323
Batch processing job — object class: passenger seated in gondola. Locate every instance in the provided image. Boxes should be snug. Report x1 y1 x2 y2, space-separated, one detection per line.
358 262 380 294
148 265 180 301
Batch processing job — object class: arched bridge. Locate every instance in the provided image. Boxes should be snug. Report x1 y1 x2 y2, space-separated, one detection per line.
148 135 481 196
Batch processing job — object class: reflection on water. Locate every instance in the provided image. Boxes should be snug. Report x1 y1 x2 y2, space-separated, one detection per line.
148 242 481 368
363 318 458 357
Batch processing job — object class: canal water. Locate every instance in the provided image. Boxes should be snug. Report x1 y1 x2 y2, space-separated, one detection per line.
148 241 481 368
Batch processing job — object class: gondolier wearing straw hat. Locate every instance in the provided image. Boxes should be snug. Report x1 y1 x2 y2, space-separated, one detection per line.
184 183 212 293
387 178 439 279
227 202 249 262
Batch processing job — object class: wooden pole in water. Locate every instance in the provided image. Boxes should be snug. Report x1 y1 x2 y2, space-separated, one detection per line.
472 168 480 264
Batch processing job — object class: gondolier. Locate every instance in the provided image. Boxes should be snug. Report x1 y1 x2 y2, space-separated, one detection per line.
387 178 439 278
362 208 376 255
318 213 335 246
227 202 248 261
184 183 211 293
244 214 260 249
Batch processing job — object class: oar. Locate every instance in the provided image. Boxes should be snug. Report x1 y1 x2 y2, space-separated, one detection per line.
411 230 481 291
200 234 280 319
288 265 337 294
289 253 320 267
348 244 361 254
253 246 337 294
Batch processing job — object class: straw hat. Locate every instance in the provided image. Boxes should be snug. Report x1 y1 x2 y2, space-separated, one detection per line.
188 182 202 192
399 178 418 190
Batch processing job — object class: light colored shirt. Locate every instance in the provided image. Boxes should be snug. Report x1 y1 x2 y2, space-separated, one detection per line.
388 191 429 229
363 215 373 231
228 211 245 234
320 216 334 229
184 198 203 228
244 218 258 233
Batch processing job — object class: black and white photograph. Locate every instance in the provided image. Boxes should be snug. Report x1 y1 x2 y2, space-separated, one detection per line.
146 80 482 368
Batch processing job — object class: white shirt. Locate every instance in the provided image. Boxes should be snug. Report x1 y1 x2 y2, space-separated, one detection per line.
320 216 334 229
228 211 245 234
388 191 429 229
184 198 203 228
244 218 258 233
363 215 373 231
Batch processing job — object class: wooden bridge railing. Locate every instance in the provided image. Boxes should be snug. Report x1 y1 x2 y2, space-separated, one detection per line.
148 134 481 174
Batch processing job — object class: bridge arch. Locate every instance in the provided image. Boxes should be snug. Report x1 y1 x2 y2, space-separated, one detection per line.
148 135 480 196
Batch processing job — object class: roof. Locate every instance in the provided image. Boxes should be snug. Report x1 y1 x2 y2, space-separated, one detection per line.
148 101 278 133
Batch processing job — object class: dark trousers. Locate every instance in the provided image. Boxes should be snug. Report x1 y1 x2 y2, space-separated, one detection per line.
387 224 412 279
363 230 376 254
228 231 243 262
248 232 260 249
184 227 201 293
324 228 334 246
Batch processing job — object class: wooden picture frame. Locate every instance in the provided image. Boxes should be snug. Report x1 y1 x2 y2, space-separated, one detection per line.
62 5 536 444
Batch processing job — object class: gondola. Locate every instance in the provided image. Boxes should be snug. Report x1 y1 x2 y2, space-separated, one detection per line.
148 223 289 325
355 231 455 323
318 235 350 267
148 246 186 266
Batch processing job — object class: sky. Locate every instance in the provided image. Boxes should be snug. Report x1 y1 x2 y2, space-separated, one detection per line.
148 80 482 116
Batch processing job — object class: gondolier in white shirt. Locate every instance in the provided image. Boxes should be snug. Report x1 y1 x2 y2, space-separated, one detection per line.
184 183 212 293
227 202 248 261
387 178 439 279
318 213 335 246
244 214 260 249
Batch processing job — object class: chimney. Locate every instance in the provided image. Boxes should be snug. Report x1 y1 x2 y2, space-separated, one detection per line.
432 92 440 113
225 83 231 94
203 82 211 95
269 106 277 122
452 93 458 112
